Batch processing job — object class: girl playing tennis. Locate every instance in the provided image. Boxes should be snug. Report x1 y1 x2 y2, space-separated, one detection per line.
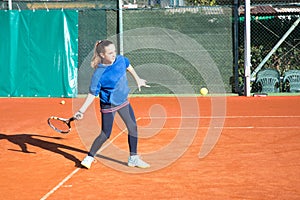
74 40 150 169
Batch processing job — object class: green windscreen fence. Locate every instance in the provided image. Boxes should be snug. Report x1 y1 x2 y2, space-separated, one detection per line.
0 10 78 97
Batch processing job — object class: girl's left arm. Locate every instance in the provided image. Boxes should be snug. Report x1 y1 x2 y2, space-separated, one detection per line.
127 65 150 91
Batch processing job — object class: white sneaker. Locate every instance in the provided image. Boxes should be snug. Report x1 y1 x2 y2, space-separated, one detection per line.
128 155 150 168
81 155 94 169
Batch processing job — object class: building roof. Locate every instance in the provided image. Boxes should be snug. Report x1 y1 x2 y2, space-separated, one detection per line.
274 5 300 14
239 4 300 15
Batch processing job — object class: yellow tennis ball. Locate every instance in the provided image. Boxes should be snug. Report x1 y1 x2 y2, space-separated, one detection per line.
200 87 208 96
60 100 66 105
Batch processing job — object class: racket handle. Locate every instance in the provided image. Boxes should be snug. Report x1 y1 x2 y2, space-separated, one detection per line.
74 111 84 120
70 117 77 121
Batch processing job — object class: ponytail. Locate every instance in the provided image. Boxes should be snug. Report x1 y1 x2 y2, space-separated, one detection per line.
90 40 114 69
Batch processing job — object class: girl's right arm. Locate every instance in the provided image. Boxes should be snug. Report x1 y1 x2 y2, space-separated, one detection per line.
74 93 96 120
75 67 104 120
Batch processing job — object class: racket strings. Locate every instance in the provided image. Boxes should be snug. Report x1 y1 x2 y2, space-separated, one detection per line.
49 118 70 133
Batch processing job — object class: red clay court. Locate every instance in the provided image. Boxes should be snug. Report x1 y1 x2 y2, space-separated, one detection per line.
0 96 300 199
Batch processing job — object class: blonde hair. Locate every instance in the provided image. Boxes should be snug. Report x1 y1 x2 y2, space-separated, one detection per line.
90 40 114 69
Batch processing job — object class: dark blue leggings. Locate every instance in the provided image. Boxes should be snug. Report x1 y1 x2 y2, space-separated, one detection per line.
88 103 138 157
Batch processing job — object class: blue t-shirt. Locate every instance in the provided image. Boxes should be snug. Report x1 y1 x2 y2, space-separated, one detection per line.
89 55 130 106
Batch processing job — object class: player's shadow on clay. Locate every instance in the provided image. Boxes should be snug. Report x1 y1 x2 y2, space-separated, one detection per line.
95 154 128 166
0 133 87 167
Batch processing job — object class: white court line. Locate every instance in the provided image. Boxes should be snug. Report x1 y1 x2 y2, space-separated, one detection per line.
40 117 141 200
99 126 129 151
139 115 300 119
138 115 300 130
213 126 300 129
40 168 80 200
139 126 300 130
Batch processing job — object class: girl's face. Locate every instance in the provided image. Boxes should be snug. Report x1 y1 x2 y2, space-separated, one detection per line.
100 44 116 65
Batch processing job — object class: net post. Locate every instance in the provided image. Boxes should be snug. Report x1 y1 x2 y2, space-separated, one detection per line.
117 0 124 55
8 0 12 10
244 0 251 97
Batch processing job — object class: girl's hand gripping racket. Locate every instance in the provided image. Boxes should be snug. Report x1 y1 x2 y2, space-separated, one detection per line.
47 116 76 134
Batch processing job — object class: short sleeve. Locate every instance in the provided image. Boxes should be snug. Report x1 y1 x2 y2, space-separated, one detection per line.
124 56 130 68
89 67 105 96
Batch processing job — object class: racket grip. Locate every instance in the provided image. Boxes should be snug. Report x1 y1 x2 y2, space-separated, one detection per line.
73 111 83 120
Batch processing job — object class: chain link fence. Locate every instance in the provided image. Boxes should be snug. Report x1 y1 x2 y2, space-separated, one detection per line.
237 5 300 94
1 0 300 95
78 6 234 94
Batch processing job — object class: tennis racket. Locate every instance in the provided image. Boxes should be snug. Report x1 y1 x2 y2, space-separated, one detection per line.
47 116 76 134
